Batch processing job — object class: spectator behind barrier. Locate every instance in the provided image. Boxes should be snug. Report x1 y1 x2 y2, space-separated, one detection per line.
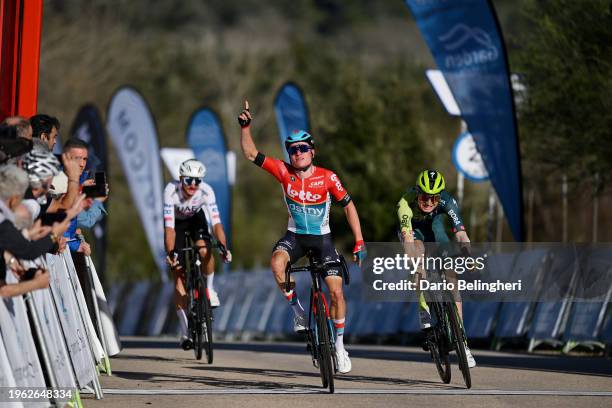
21 143 82 220
59 138 109 327
0 164 83 297
0 125 33 165
30 114 60 152
1 116 33 140
22 149 61 210
61 138 91 253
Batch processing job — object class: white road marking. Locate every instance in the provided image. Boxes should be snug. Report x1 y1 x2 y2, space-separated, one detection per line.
97 388 612 396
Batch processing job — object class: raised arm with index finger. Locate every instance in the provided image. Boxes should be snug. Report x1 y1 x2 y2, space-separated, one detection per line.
237 100 259 162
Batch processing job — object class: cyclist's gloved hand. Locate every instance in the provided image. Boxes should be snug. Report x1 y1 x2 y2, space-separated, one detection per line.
237 100 252 128
222 249 232 264
353 240 367 266
166 251 179 268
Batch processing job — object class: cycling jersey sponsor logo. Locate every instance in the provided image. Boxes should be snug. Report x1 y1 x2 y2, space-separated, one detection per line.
325 267 341 277
178 205 200 214
288 202 324 217
309 180 324 187
448 209 461 225
290 176 296 182
286 184 322 202
330 173 344 191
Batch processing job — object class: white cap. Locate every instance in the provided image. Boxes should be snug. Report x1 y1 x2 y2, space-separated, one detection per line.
49 171 68 196
20 199 41 224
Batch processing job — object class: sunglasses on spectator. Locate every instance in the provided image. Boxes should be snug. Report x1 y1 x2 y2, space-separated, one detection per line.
288 144 312 155
182 177 202 186
418 193 441 204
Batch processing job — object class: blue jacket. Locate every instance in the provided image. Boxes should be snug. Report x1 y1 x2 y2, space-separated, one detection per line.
77 200 107 229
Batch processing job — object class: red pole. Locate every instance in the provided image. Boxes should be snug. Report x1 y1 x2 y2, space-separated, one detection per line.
17 0 43 117
0 0 43 121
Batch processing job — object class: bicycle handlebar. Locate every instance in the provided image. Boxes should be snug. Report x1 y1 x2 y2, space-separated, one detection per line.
180 241 227 254
284 258 349 291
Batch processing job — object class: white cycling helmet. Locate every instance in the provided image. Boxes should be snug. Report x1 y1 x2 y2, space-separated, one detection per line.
179 159 206 178
22 150 61 187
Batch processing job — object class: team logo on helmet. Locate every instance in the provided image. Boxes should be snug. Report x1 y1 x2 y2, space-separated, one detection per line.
417 169 445 194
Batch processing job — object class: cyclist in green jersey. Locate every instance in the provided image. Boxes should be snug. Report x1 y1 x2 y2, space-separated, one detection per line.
397 169 476 368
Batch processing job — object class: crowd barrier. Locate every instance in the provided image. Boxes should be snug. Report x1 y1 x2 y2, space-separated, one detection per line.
0 250 121 407
111 248 612 355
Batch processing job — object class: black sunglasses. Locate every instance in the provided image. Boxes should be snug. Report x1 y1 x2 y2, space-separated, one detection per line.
182 177 202 186
288 144 312 155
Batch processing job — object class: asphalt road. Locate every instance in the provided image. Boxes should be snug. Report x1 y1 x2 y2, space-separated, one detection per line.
84 337 612 407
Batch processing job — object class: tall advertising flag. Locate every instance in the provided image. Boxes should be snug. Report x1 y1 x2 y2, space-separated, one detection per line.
186 108 232 247
71 104 109 281
274 82 310 162
106 87 167 281
405 0 524 241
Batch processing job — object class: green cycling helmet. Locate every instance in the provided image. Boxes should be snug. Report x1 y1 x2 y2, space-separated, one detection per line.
284 130 314 152
416 169 445 194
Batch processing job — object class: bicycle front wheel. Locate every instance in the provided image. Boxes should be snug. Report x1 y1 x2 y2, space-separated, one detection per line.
203 282 214 364
446 302 471 389
429 302 451 384
315 292 334 394
193 280 204 361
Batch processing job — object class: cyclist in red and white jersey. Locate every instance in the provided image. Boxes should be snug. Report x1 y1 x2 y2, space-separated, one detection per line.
164 159 231 350
238 100 366 373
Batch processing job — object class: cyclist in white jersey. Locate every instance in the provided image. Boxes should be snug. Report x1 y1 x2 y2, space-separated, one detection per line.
163 159 231 350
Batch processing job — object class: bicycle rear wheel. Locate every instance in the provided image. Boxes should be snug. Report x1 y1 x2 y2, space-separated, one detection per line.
315 292 334 394
446 302 471 389
429 302 451 384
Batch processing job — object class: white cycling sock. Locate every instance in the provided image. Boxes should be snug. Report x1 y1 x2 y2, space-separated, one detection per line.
207 272 215 291
334 318 346 352
177 309 188 338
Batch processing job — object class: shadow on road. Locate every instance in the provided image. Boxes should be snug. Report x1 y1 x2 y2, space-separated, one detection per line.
120 339 612 378
112 364 455 391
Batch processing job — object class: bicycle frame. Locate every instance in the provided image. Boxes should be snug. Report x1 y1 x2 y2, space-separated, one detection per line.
181 232 214 363
423 262 471 388
285 253 348 393
306 262 336 355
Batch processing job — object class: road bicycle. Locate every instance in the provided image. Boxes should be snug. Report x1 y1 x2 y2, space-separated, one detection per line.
422 251 472 388
285 251 350 393
181 232 227 363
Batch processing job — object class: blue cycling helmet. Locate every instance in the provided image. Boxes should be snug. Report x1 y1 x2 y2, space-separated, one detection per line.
284 130 315 152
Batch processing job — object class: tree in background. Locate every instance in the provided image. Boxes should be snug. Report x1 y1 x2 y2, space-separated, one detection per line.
517 0 612 190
